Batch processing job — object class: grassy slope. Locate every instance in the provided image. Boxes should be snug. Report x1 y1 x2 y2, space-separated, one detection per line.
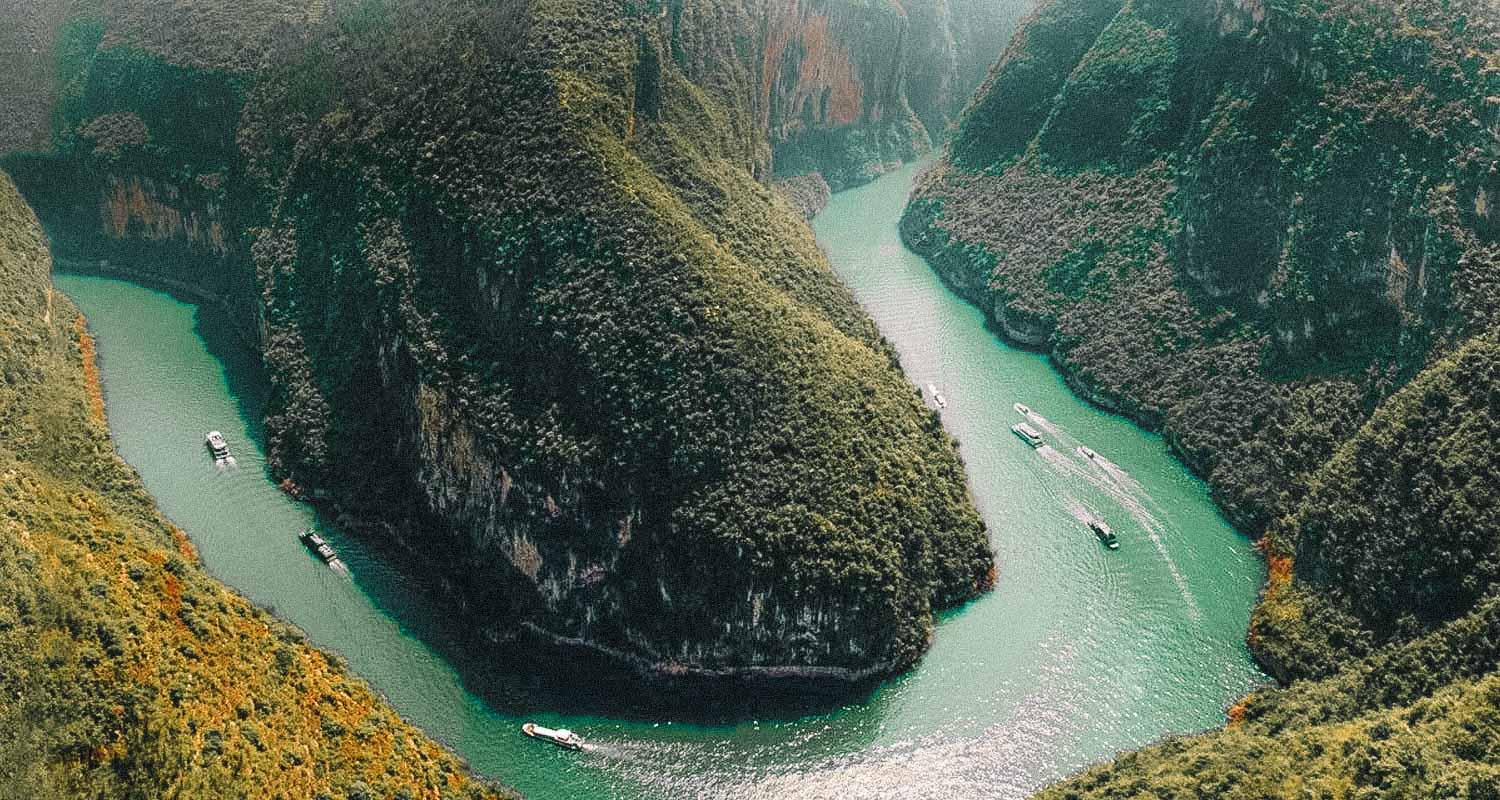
905 0 1500 793
0 171 510 798
1039 673 1500 799
233 0 993 676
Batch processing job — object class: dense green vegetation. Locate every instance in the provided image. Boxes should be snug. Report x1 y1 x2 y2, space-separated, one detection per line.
3 0 997 684
1 4 276 301
910 0 1497 643
1297 337 1500 629
9 0 1493 789
949 0 1123 174
909 0 1500 793
0 0 74 153
233 0 992 678
1253 331 1500 681
0 170 509 799
1039 674 1500 799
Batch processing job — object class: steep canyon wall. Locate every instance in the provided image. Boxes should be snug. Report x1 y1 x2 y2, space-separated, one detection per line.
0 0 1027 695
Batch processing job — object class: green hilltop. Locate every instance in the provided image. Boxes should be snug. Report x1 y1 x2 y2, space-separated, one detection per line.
237 0 994 681
3 0 996 691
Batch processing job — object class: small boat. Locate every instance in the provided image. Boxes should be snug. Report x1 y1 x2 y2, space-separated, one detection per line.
926 383 948 409
522 722 584 751
297 528 345 569
1079 446 1098 460
1011 422 1044 448
1014 403 1031 417
1089 520 1120 550
205 430 231 462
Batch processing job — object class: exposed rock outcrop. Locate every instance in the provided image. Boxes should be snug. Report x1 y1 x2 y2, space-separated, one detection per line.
760 0 1022 190
3 0 1021 699
773 171 832 219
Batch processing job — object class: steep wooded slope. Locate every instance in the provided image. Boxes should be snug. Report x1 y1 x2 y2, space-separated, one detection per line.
907 0 1498 668
905 0 1500 793
0 170 509 799
2 0 1010 692
236 0 993 686
1039 340 1500 797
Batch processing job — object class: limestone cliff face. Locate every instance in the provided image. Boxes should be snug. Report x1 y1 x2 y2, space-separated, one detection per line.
401 374 919 681
99 174 227 254
7 0 1008 696
755 0 1022 190
759 0 929 189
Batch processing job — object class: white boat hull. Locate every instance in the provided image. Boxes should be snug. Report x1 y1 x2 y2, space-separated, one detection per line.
523 722 584 750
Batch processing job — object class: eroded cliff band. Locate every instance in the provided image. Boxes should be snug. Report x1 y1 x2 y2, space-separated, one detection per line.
3 0 1018 700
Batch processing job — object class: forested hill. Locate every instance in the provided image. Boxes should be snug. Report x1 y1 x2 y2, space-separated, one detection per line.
0 0 1036 696
0 170 509 799
906 0 1500 794
234 0 1000 686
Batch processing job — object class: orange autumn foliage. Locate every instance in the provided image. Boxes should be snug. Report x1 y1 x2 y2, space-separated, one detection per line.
75 316 106 424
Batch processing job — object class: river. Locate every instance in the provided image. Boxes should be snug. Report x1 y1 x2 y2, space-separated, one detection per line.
56 160 1266 799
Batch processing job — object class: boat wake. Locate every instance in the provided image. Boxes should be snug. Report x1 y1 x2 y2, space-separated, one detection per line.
1061 497 1099 528
614 636 1092 800
1022 411 1062 436
1081 451 1141 496
1036 435 1201 621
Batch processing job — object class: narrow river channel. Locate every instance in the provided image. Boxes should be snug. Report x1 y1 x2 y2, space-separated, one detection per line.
56 160 1266 799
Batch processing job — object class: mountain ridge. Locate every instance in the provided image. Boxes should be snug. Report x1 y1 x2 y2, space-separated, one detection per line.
906 0 1500 793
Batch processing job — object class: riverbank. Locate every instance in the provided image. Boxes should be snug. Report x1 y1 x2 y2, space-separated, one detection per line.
0 169 509 798
898 191 1213 508
58 161 1266 799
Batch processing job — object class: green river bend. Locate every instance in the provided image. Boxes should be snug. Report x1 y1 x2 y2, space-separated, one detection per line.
58 161 1267 799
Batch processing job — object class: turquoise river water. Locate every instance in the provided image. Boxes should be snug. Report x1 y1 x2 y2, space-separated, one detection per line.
57 161 1267 799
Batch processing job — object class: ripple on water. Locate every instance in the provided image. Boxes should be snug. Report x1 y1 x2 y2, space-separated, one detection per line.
57 160 1265 800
